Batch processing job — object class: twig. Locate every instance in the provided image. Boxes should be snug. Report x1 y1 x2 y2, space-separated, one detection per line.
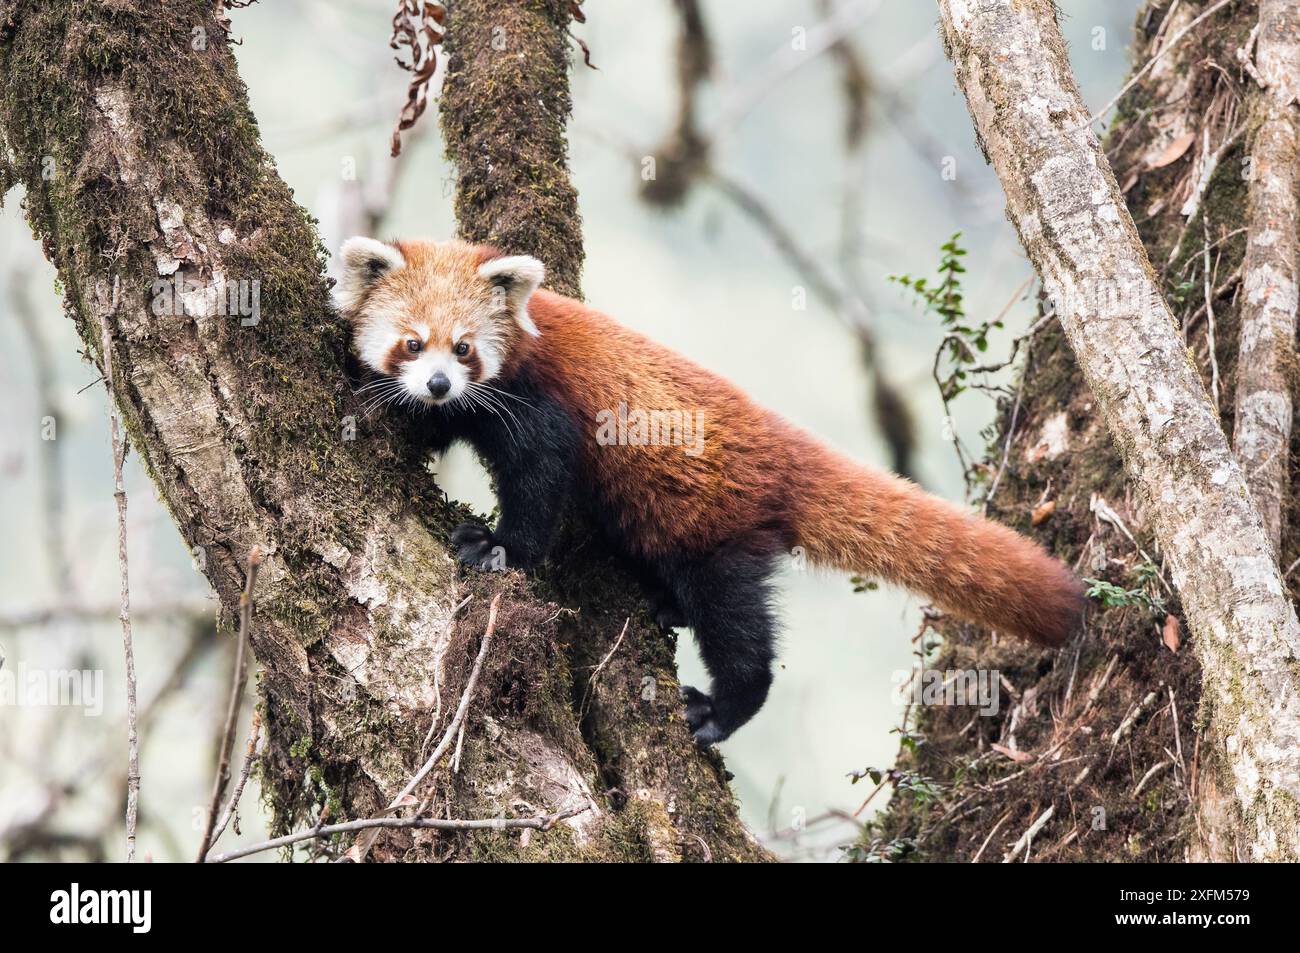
972 811 1008 863
1041 828 1079 859
196 545 263 862
205 709 263 853
1001 805 1054 863
963 281 1046 374
1086 654 1119 710
452 722 466 774
1182 264 1242 335
984 334 1034 510
349 593 503 863
1074 0 1236 130
98 280 140 863
1201 218 1221 412
1168 686 1185 782
851 777 889 818
1111 684 1164 747
348 590 504 868
971 812 1012 862
1062 638 1082 709
579 617 630 717
396 591 501 806
419 594 472 756
0 599 214 633
931 338 978 485
1088 495 1172 595
1134 760 1172 798
206 803 590 864
1179 123 1243 222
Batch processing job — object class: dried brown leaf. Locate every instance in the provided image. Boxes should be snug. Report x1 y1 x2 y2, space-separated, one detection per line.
1147 132 1196 169
1162 614 1181 653
991 742 1034 763
389 0 446 156
571 32 597 70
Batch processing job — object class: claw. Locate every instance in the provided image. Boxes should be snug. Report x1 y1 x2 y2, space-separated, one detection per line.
450 521 506 571
652 598 688 630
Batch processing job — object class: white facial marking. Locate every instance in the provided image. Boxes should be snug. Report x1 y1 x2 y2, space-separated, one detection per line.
477 332 503 381
400 350 469 406
355 310 403 373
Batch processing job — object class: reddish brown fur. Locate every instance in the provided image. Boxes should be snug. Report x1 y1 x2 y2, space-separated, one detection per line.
358 239 1084 647
522 286 1084 647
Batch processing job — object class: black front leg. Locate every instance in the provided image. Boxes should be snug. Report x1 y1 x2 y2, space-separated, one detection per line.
657 532 781 746
451 379 579 573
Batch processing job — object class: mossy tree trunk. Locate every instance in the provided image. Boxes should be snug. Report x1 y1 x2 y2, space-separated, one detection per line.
870 0 1300 862
0 0 767 862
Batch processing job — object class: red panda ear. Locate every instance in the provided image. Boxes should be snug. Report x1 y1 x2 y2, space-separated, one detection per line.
478 254 545 337
337 237 405 314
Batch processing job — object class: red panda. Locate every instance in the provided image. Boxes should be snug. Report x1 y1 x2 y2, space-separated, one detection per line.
338 237 1086 745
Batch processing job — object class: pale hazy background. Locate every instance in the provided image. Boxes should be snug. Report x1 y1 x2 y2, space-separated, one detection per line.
0 0 1139 861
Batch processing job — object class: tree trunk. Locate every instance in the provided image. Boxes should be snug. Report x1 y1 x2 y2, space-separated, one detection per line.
0 0 767 863
1232 0 1300 553
868 0 1300 862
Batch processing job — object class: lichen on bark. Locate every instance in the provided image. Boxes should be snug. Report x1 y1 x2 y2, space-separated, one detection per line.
0 0 767 862
866 0 1300 862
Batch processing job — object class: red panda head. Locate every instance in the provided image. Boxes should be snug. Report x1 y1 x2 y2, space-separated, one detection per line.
337 237 544 407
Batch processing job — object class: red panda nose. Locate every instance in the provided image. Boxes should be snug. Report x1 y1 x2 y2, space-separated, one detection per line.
427 372 452 398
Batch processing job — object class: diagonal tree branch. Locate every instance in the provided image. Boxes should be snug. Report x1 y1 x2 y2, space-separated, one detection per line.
938 0 1300 860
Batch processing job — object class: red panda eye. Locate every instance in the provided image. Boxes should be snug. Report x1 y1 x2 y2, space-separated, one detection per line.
454 341 471 356
406 338 422 353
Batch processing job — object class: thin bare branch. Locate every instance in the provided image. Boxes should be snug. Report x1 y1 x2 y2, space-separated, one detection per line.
97 277 140 863
205 803 591 864
395 590 502 807
205 709 263 854
195 545 263 862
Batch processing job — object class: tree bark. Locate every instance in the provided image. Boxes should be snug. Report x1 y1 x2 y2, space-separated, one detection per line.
0 0 766 862
1233 0 1300 553
440 0 584 298
928 0 1300 861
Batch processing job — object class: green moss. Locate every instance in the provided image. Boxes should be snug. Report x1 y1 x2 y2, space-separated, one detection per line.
2 0 772 862
439 0 584 297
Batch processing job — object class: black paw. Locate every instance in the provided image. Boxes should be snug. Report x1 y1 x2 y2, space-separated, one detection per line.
680 686 725 747
650 594 688 630
450 521 507 571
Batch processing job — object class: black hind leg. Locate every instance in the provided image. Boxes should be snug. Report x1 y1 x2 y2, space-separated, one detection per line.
661 537 779 746
628 562 689 629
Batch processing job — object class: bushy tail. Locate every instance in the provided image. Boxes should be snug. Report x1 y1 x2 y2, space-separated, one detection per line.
791 440 1084 646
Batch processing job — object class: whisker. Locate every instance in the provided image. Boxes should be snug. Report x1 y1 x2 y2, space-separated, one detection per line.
469 385 525 439
473 381 534 408
461 384 520 448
